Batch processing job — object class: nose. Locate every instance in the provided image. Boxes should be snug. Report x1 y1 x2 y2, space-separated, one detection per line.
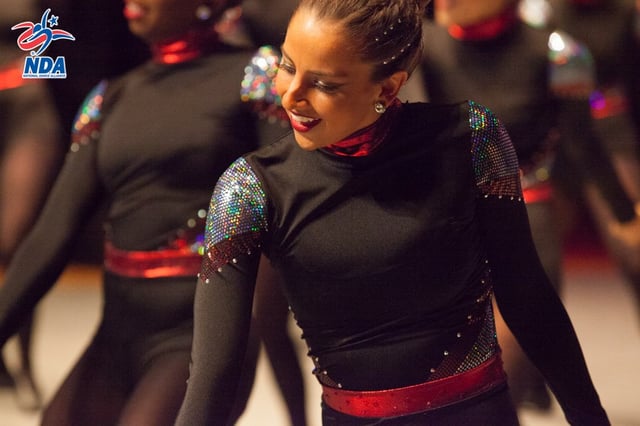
281 75 308 110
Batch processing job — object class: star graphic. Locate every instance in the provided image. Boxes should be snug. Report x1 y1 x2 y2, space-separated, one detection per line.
48 15 59 27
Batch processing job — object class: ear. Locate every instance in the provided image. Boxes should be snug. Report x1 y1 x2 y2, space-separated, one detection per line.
378 71 409 104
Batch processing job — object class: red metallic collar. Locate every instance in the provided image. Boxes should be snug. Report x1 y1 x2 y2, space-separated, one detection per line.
324 99 402 157
448 5 518 41
151 28 219 65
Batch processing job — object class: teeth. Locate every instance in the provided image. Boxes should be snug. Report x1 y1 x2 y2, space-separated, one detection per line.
291 113 317 123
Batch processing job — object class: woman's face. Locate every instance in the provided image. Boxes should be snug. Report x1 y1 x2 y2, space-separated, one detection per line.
434 0 515 27
275 8 391 151
123 0 209 43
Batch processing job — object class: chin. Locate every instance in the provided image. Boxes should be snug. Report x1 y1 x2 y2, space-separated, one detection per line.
295 141 320 151
293 135 323 151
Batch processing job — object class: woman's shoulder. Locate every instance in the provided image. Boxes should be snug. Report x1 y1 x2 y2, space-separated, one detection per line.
402 100 470 113
399 100 480 134
394 101 513 161
406 100 502 127
246 130 296 164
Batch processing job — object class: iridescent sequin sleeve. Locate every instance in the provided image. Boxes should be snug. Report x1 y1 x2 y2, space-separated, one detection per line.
70 80 108 151
199 157 268 283
468 101 522 200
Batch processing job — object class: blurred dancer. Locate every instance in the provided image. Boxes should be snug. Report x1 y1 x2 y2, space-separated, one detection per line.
543 0 640 316
39 0 149 263
420 0 639 414
0 0 65 411
0 1 282 424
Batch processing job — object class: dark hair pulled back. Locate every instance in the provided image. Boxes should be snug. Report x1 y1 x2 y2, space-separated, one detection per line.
295 0 430 81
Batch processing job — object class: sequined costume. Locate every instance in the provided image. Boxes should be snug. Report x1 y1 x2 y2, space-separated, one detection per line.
0 39 277 424
177 101 608 425
546 0 640 357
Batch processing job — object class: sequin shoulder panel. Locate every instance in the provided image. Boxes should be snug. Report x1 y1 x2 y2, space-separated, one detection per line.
520 1 595 98
199 157 268 283
547 30 595 99
468 101 522 201
70 79 108 152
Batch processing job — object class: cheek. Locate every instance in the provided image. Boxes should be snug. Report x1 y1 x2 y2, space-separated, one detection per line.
321 99 368 134
274 72 290 101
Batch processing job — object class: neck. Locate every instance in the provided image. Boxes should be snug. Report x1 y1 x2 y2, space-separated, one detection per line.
323 99 402 157
448 5 518 41
151 28 219 65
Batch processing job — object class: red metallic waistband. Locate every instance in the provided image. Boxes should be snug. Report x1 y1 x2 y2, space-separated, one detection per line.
104 242 202 278
322 353 506 418
523 182 553 204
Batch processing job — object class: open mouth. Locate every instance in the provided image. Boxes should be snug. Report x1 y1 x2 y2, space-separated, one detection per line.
289 112 321 132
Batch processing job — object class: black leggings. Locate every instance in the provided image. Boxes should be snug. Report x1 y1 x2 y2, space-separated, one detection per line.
40 273 259 426
41 339 191 426
321 386 519 426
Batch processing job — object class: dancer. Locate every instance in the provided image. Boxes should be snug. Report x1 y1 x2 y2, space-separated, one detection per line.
0 0 278 424
0 0 65 411
177 0 610 424
419 0 639 412
543 0 640 316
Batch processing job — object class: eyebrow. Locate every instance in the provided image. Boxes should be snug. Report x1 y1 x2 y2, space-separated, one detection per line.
280 46 349 79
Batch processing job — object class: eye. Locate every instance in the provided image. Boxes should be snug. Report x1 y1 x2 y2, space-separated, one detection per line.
278 60 295 74
278 58 342 94
313 80 340 94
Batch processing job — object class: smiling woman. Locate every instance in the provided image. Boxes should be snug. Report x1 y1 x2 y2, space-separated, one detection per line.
274 6 415 151
176 0 610 425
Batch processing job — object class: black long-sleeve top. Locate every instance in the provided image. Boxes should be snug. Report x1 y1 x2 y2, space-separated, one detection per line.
0 45 263 345
177 101 608 425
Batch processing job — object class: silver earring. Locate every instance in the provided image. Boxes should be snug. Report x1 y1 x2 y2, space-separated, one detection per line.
374 101 387 114
196 4 213 21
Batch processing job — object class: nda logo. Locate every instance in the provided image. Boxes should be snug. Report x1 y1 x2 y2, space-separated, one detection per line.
11 8 75 79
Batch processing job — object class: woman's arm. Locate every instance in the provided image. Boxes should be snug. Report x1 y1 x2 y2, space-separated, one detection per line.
478 197 609 425
469 101 610 425
176 157 268 425
0 83 106 346
177 253 260 425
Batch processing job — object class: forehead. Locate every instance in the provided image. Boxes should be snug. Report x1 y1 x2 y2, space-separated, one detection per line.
283 9 357 65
